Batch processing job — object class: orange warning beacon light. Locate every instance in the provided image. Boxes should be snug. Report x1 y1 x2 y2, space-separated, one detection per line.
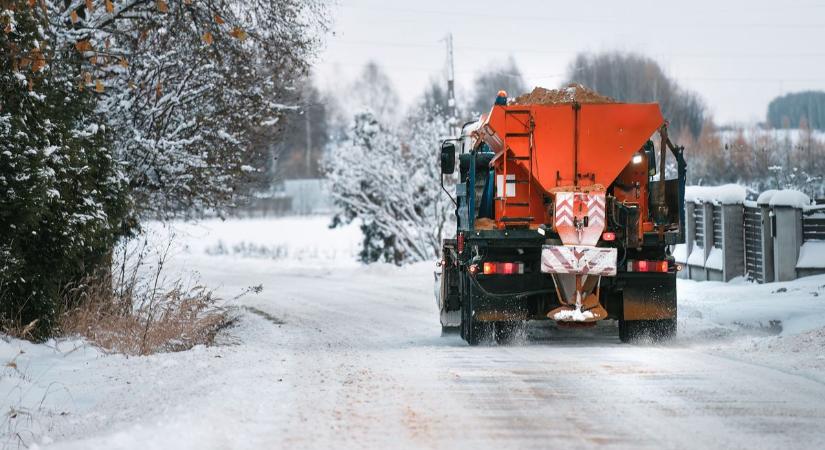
495 90 508 105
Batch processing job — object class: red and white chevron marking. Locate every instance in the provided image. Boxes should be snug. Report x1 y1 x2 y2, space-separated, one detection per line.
554 194 574 227
586 194 606 227
540 245 617 276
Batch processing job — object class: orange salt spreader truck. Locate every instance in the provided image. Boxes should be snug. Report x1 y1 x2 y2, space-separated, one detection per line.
436 88 686 345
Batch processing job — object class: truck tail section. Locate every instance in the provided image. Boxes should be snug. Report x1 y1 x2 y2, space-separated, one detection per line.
436 85 686 345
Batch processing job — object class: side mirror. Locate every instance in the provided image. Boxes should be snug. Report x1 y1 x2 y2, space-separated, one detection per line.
440 142 456 175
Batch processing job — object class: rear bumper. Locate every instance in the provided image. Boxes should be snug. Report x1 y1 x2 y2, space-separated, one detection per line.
540 245 617 276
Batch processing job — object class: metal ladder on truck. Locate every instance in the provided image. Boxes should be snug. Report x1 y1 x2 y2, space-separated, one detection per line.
496 109 535 226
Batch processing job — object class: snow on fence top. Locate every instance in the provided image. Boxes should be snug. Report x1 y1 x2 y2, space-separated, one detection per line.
756 189 780 206
685 184 747 205
769 190 811 208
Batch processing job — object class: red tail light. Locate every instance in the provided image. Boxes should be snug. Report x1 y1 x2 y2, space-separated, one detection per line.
602 231 616 241
627 260 669 273
457 233 465 253
481 262 524 275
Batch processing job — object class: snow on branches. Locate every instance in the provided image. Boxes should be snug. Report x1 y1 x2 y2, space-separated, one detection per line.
43 0 327 217
326 108 453 264
1 1 130 337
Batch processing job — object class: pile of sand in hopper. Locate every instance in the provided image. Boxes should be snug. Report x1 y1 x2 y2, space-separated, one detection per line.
513 83 616 105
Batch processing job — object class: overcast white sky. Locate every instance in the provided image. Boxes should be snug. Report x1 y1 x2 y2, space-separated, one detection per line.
314 0 825 125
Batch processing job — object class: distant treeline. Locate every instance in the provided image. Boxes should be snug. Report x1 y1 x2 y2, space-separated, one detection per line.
565 52 706 139
768 91 825 131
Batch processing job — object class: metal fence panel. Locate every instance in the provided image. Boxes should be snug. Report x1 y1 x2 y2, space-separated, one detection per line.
744 206 764 283
694 205 704 248
712 205 723 247
802 209 825 242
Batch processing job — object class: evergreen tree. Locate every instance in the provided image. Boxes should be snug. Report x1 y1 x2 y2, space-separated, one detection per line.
767 91 825 131
0 2 130 338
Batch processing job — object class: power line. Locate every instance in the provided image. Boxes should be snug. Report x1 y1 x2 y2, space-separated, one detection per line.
330 39 825 60
339 3 825 29
322 61 823 85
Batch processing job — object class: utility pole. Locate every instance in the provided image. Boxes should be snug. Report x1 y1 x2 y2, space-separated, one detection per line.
305 104 312 177
445 33 458 133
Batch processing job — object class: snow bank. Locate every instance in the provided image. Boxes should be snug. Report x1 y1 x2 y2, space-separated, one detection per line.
705 247 723 271
678 273 825 384
769 189 811 208
1 310 294 450
687 245 705 266
1 338 108 446
797 241 825 269
679 273 825 338
684 184 747 205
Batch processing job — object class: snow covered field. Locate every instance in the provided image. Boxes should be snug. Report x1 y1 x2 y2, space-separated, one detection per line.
3 216 825 449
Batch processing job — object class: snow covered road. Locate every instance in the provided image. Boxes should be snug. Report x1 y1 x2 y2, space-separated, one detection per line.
4 217 825 449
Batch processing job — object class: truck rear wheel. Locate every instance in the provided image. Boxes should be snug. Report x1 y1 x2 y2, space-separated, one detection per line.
494 321 518 344
461 307 484 345
619 319 676 343
460 273 487 346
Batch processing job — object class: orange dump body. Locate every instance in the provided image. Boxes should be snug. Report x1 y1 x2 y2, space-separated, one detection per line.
481 103 664 230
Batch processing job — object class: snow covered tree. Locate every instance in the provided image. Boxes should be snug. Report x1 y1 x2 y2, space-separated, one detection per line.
325 104 453 265
44 0 327 217
1 2 130 338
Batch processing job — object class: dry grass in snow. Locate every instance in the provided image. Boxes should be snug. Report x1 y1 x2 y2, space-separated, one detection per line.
58 234 236 356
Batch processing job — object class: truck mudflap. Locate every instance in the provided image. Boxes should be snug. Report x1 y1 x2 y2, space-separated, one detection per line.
540 245 617 276
621 273 677 321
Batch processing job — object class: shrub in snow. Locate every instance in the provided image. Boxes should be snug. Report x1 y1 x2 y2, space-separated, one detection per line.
0 3 131 339
60 239 233 356
325 108 453 264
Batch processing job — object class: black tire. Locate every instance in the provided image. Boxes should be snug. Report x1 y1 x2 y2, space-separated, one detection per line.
619 319 677 343
494 321 517 344
461 306 483 346
460 273 485 346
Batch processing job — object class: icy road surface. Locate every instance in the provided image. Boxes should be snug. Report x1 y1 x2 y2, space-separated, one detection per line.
4 217 825 449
